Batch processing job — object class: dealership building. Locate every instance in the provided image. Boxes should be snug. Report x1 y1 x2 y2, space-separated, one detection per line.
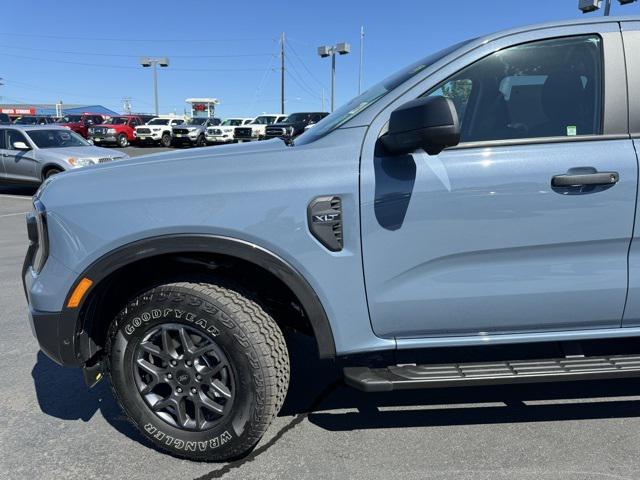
0 103 119 118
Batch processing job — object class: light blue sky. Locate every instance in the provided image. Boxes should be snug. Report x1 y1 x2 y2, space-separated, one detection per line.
2 0 639 117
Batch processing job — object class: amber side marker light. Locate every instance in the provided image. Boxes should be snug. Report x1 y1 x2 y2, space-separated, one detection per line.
67 278 93 308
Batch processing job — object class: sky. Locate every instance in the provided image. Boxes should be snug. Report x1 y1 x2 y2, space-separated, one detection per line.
2 0 640 118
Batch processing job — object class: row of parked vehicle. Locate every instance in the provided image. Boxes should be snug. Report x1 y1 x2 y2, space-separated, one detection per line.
132 111 328 148
0 110 330 149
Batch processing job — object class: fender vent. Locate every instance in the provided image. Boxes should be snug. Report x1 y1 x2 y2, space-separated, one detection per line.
308 196 343 252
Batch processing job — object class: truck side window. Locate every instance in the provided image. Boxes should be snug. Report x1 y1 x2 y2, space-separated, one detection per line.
0 129 5 149
425 35 603 143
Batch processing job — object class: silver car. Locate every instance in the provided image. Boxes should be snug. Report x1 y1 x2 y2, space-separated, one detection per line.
0 125 129 184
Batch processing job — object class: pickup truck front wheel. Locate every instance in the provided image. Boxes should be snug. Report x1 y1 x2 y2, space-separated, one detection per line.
117 133 129 148
106 282 290 461
161 133 172 148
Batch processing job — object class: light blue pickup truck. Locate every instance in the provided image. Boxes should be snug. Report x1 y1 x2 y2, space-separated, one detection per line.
23 15 640 461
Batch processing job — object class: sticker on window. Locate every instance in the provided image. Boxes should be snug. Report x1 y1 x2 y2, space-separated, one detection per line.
566 125 577 136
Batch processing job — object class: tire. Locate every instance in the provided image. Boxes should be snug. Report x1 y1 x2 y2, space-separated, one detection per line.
44 168 62 179
117 133 129 148
161 133 172 148
196 134 206 147
106 282 290 461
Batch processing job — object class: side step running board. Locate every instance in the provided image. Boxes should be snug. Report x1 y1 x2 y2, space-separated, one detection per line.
344 354 640 392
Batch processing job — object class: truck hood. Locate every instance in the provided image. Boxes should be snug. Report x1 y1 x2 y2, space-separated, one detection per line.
92 124 128 129
46 138 286 177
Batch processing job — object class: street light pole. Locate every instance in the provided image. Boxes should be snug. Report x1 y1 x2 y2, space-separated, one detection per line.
140 57 169 116
153 62 159 115
317 42 351 113
330 51 336 112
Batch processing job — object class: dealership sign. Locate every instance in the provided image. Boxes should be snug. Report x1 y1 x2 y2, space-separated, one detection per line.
1 107 36 115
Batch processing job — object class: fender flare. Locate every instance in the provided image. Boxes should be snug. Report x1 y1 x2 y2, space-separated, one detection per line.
66 234 336 359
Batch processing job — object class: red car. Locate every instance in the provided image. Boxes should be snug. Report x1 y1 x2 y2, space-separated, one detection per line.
55 113 105 139
87 115 151 147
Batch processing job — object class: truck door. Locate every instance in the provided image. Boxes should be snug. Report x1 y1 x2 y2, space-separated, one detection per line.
360 24 636 341
620 22 640 327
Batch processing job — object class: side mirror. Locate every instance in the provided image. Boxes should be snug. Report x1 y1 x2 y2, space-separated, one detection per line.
380 95 460 156
12 141 30 151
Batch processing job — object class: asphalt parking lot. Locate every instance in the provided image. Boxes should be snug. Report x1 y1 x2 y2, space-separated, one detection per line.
4 148 640 479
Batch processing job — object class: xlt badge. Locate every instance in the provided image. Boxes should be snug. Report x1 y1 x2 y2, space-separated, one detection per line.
308 196 343 252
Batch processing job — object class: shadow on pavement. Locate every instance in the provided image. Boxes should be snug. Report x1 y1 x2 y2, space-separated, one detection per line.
31 333 640 458
282 334 640 431
31 351 149 447
0 184 37 196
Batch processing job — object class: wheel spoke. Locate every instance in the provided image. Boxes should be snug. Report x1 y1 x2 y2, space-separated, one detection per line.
178 327 196 355
193 397 206 430
191 343 216 359
210 379 232 399
140 377 158 395
140 341 172 361
200 362 224 381
161 327 178 358
174 397 189 428
151 396 172 412
137 358 165 378
198 391 225 415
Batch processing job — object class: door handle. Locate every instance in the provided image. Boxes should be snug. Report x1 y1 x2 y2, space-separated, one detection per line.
551 171 619 187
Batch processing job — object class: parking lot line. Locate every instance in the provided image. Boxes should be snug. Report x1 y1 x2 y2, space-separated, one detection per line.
0 212 28 218
0 194 33 200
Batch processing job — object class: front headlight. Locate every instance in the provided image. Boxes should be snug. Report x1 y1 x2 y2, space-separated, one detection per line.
67 157 96 167
107 128 116 134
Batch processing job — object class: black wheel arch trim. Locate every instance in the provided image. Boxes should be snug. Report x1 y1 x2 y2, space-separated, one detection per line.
65 234 337 361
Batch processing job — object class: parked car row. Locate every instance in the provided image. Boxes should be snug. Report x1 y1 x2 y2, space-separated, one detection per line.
0 125 129 184
0 110 330 151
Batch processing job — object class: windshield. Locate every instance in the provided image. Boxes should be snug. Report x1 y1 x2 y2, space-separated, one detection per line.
189 118 208 125
221 119 242 126
251 116 276 125
14 117 38 124
27 129 90 148
282 113 309 123
57 115 83 123
147 118 170 125
103 117 129 125
296 40 470 145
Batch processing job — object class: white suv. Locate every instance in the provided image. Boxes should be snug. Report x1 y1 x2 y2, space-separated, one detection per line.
233 114 287 142
205 118 253 144
134 116 186 147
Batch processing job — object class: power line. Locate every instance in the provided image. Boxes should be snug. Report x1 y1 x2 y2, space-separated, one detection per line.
285 57 321 100
0 52 269 71
286 39 327 90
0 31 275 43
0 43 275 58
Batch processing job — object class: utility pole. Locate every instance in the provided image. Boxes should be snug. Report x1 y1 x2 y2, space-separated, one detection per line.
358 26 364 95
280 32 285 115
321 88 325 112
122 97 132 114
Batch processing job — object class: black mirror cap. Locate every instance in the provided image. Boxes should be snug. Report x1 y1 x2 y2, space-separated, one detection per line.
380 95 461 156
